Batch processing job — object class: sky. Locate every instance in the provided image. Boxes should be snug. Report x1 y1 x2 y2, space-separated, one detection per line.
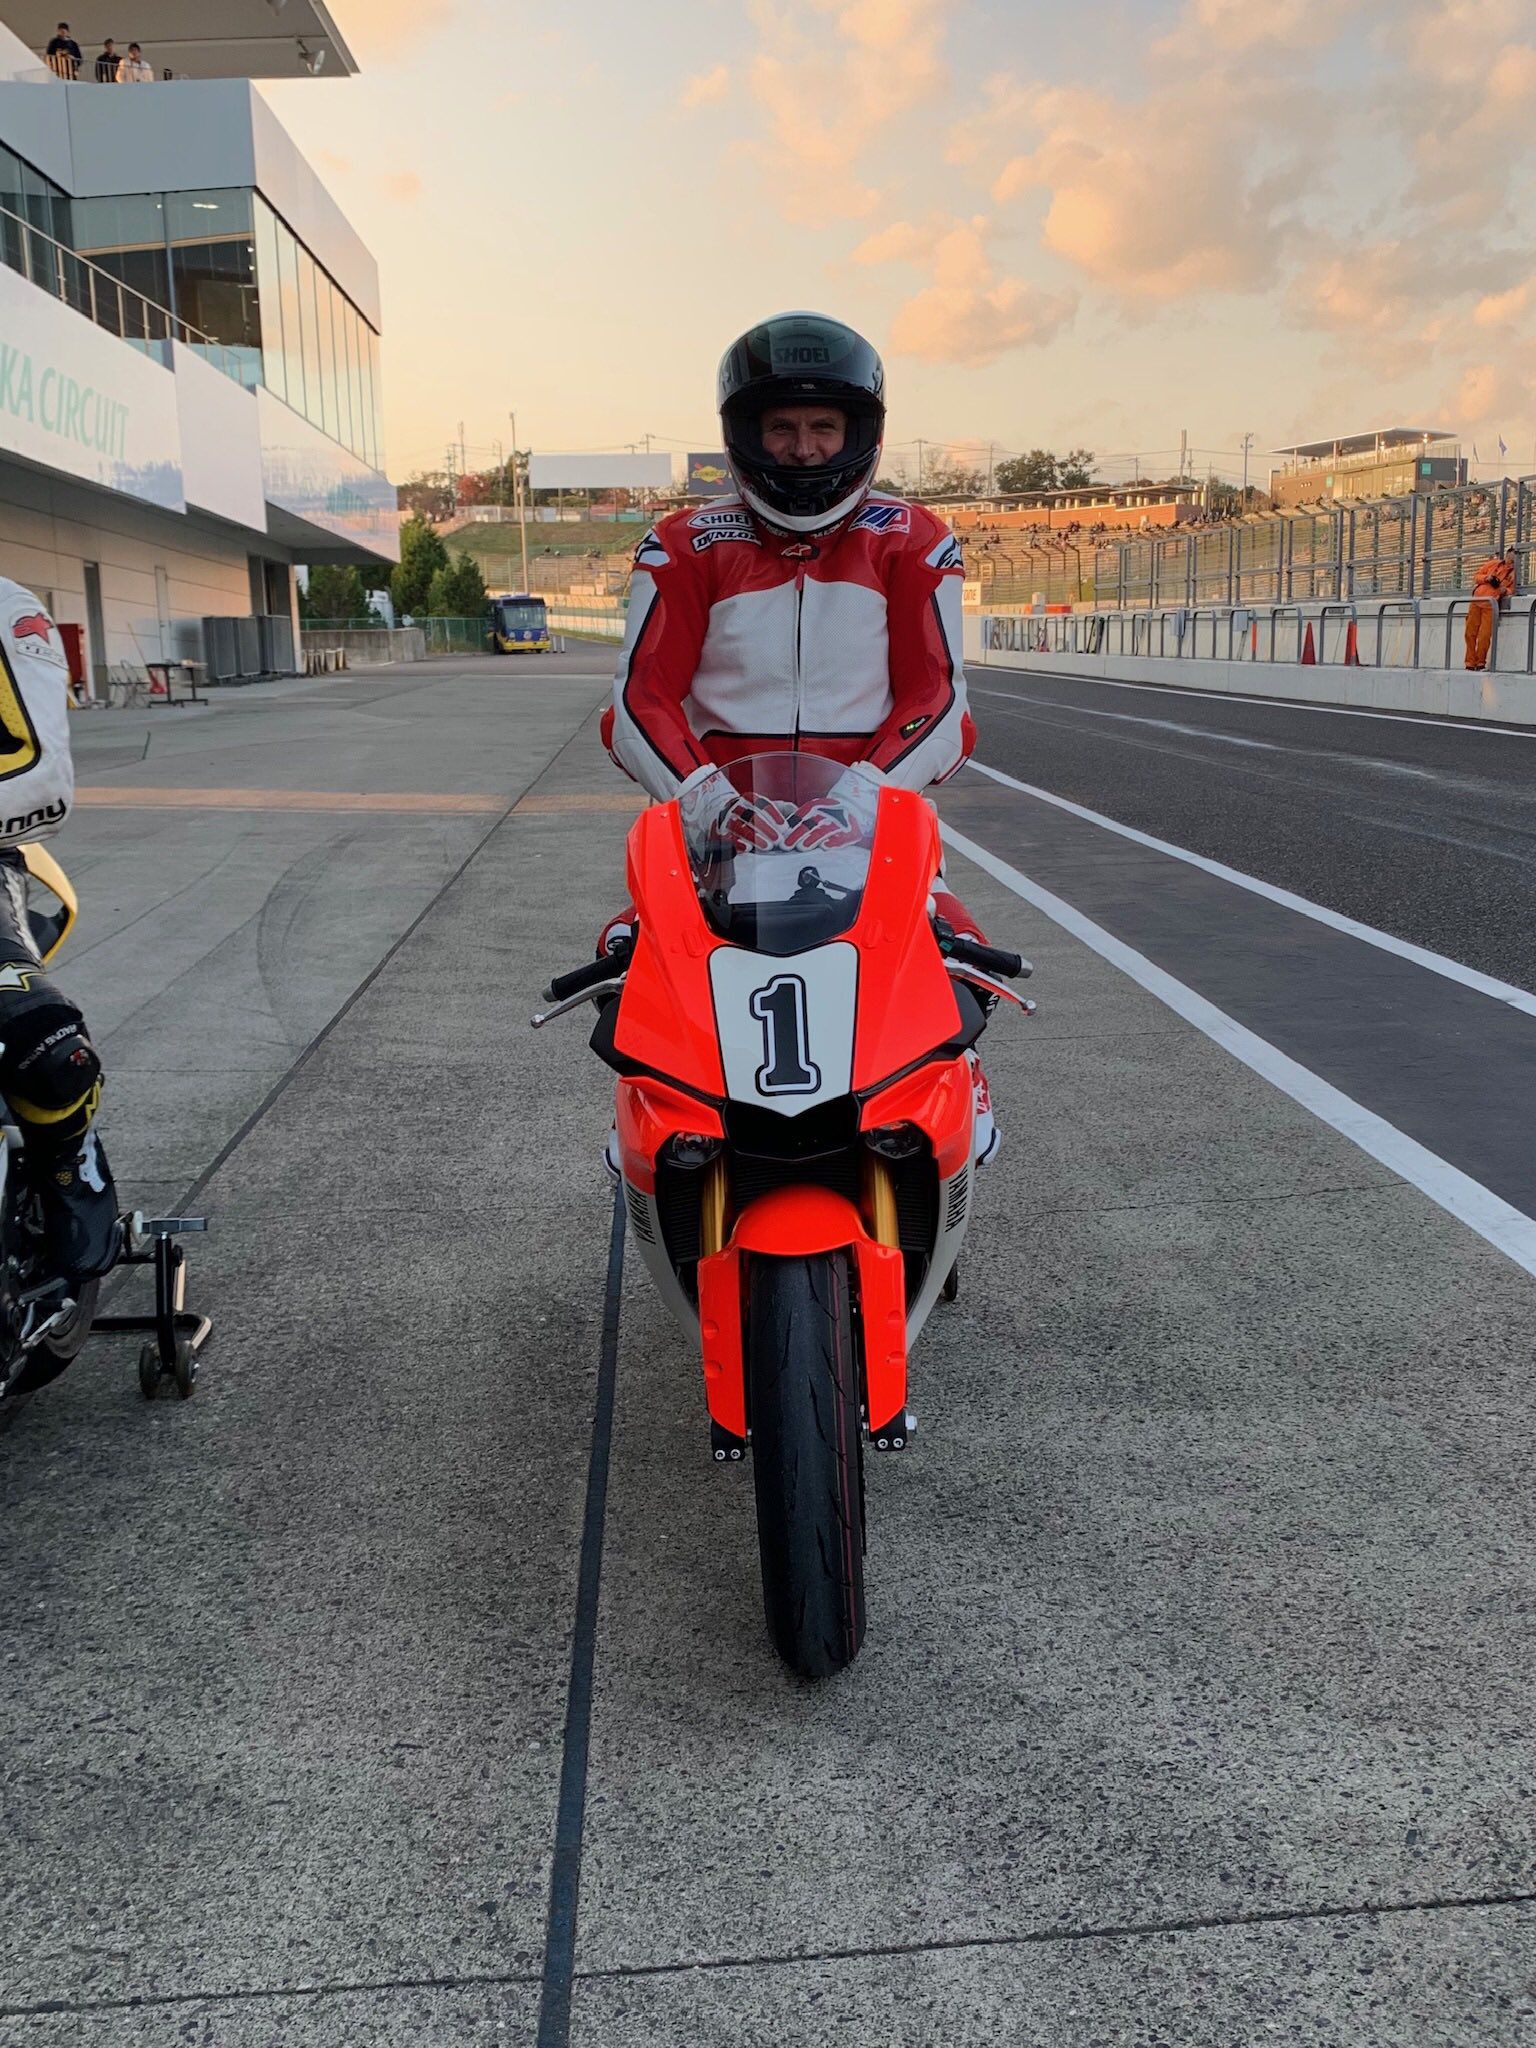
261 0 1536 490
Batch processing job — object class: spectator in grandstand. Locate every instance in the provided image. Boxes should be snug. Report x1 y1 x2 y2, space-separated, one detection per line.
1465 550 1516 670
94 36 120 80
44 22 81 75
118 42 153 80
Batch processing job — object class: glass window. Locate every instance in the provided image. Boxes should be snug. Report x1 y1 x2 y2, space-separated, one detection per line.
277 220 305 416
317 271 338 440
368 326 384 472
348 308 365 459
166 189 260 385
72 191 168 342
253 197 284 402
297 248 322 434
358 321 377 469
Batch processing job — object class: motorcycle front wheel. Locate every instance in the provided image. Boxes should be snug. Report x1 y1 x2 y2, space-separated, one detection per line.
747 1249 867 1680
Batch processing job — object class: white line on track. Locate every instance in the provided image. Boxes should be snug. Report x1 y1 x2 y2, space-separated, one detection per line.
973 687 1288 751
966 759 1536 1020
942 823 1536 1280
979 660 1536 740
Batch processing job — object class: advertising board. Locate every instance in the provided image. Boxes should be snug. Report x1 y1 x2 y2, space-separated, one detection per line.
0 261 183 510
686 452 732 496
528 451 672 491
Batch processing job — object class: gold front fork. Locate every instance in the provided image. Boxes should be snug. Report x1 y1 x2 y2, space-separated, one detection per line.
865 1154 900 1248
699 1155 728 1257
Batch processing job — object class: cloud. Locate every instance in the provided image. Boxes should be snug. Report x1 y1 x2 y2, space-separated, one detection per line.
857 212 1077 364
991 85 1291 299
1474 277 1536 328
335 0 459 59
316 148 352 176
744 0 949 220
380 170 422 203
890 277 1076 365
681 64 729 108
1155 0 1364 58
1447 358 1529 429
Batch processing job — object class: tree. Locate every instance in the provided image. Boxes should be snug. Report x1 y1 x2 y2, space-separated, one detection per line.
397 469 455 522
300 563 371 622
993 447 1099 495
994 449 1060 495
390 513 450 619
1056 448 1096 488
427 551 489 618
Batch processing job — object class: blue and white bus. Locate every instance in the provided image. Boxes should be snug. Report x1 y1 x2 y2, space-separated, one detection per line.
488 593 552 654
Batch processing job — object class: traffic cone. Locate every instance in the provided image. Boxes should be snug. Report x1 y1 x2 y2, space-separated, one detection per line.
1343 620 1360 666
1300 621 1316 665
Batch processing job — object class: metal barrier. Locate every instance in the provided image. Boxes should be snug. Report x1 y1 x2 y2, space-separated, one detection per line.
982 596 1536 673
973 475 1536 616
0 199 247 387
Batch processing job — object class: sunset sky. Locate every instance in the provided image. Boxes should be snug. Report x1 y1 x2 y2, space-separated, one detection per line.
262 0 1536 490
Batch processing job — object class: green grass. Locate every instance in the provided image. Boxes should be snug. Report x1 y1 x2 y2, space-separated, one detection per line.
448 518 645 564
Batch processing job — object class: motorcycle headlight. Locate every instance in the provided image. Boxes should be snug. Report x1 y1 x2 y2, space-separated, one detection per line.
664 1133 723 1170
865 1122 924 1160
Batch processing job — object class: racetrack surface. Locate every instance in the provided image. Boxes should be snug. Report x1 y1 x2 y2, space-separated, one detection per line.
971 661 1536 990
2 654 1533 2045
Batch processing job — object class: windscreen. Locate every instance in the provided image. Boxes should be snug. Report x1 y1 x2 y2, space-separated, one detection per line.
496 600 545 629
680 752 879 954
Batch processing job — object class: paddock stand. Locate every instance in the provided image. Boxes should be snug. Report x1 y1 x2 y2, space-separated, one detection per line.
91 1212 213 1400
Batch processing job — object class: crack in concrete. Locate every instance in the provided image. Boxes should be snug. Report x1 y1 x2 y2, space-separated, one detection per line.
7 1885 1533 2021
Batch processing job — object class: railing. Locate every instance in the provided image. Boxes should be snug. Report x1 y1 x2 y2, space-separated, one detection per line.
0 199 250 387
973 475 1536 615
980 596 1536 675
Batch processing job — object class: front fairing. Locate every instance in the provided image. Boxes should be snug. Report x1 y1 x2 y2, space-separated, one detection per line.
606 778 962 1110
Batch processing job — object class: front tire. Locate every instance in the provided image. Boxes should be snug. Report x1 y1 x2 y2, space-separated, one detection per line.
748 1251 866 1679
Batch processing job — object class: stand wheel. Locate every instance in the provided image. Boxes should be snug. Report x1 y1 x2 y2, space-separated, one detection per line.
137 1343 161 1399
172 1335 197 1400
941 1259 960 1303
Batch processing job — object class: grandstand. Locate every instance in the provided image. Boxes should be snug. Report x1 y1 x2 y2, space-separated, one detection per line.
973 476 1533 613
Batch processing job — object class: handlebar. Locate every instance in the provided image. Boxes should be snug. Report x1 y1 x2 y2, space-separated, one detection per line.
545 935 633 1004
933 917 1031 980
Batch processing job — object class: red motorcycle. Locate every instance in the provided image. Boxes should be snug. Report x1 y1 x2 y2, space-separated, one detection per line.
536 755 1031 1678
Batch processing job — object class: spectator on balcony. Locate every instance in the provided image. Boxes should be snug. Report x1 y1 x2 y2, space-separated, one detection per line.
94 37 121 80
118 41 153 81
44 23 81 76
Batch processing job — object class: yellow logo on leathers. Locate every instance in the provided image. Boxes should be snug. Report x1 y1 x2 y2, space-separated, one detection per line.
0 642 41 784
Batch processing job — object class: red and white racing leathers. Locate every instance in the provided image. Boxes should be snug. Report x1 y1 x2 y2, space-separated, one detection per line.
604 493 976 798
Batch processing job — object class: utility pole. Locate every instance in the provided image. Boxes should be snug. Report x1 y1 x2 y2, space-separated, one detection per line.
1178 427 1188 483
915 439 926 497
458 420 468 497
986 441 996 495
1240 431 1254 505
508 410 529 594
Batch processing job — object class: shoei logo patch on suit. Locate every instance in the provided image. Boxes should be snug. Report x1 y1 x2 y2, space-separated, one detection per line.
0 644 42 784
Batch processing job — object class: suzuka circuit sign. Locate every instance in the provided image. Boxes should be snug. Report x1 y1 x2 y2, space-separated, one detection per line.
0 262 184 510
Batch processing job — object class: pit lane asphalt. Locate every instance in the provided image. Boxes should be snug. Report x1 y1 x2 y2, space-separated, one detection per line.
2 653 1533 2046
970 660 1536 990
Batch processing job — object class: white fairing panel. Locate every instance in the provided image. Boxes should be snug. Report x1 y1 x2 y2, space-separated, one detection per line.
709 943 858 1118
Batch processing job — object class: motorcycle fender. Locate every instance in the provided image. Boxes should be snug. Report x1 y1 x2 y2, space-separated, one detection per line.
697 1187 908 1446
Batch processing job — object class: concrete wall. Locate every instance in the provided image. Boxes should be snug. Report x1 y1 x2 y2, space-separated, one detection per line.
0 457 273 677
301 627 425 666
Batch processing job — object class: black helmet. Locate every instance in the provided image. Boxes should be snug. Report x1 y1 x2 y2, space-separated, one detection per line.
717 311 885 536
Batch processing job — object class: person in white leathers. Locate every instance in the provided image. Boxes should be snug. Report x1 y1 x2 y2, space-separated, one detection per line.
0 579 119 1280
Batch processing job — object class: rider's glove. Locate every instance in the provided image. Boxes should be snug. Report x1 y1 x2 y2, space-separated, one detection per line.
678 764 789 853
782 760 885 851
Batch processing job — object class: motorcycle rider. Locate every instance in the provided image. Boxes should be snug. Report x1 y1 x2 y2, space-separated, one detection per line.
0 579 119 1285
602 310 998 1159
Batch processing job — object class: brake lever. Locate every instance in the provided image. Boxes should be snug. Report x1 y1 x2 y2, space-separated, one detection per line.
530 979 626 1028
946 962 1036 1013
